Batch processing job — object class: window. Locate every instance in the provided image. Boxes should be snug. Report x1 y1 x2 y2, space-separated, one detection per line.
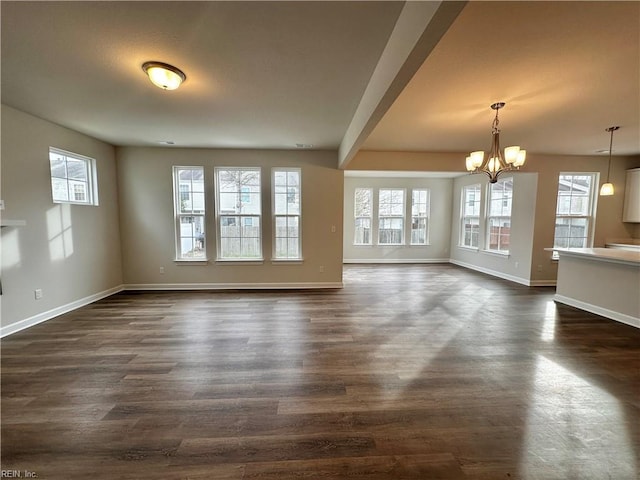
354 188 372 245
173 167 206 259
378 189 404 245
216 167 262 259
49 147 98 205
461 184 481 248
486 178 513 253
273 168 301 259
411 189 429 245
553 173 597 253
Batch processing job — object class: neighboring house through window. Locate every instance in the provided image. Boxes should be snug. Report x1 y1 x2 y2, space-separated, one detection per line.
411 189 429 245
49 147 98 205
173 166 206 260
461 184 481 248
273 168 301 259
378 188 405 245
216 167 262 259
486 177 513 253
553 173 597 257
354 188 372 245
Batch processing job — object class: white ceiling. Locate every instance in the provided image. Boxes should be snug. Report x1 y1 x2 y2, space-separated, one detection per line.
2 1 639 162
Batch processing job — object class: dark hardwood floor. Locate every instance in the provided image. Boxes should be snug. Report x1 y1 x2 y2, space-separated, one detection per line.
2 264 639 479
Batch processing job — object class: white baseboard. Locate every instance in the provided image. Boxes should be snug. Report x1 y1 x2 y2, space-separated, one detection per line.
449 259 531 286
123 282 344 290
529 280 557 287
0 285 124 338
554 294 640 329
343 258 450 264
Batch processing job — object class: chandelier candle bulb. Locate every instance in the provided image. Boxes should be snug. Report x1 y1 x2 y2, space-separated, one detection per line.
504 146 520 164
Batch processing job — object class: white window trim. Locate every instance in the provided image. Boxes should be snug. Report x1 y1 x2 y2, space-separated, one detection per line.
378 188 405 246
173 166 207 261
460 183 481 249
552 172 599 258
214 167 263 261
354 187 373 246
484 178 513 254
49 147 99 206
410 188 430 246
272 167 302 260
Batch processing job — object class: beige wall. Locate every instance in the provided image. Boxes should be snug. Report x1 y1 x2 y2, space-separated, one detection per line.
1 105 123 332
450 172 538 285
116 147 344 287
350 150 640 285
529 154 640 282
343 175 453 262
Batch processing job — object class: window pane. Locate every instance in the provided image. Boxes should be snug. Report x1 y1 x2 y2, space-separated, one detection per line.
217 168 262 259
379 218 403 244
50 148 96 205
272 169 301 259
66 158 88 181
355 189 372 216
354 217 371 244
174 167 206 259
553 173 596 250
486 179 512 252
51 177 69 202
50 154 66 178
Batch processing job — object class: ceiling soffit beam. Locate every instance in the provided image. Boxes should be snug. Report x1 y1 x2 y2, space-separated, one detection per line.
338 0 467 169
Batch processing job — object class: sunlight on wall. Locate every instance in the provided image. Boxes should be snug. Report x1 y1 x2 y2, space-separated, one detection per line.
520 356 636 478
1 229 22 269
47 204 74 261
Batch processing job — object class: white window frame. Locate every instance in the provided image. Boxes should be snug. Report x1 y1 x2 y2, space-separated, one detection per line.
485 177 513 254
378 188 405 245
460 184 481 248
410 188 430 245
272 168 302 260
354 188 373 245
215 167 262 261
49 147 98 206
552 172 598 259
173 166 206 261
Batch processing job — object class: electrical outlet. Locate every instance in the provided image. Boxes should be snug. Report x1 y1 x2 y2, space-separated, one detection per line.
319 266 324 273
331 225 336 233
515 261 519 269
159 266 165 274
34 289 43 300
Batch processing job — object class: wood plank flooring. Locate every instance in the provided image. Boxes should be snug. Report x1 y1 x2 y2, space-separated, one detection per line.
2 264 639 479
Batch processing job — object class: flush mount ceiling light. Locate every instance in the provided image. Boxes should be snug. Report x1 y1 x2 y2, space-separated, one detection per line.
142 61 186 90
599 126 620 196
465 102 526 183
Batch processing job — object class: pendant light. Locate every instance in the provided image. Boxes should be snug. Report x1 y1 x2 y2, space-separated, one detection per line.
599 126 619 196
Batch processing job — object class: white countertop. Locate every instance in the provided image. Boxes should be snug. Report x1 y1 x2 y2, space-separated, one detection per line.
555 247 640 266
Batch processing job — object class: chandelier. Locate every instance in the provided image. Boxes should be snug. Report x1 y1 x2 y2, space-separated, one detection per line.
599 126 619 196
465 102 526 183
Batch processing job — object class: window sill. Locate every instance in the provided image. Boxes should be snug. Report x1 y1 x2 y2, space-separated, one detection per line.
271 259 304 265
174 258 209 265
544 247 560 261
482 249 510 258
457 245 479 252
215 259 264 266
